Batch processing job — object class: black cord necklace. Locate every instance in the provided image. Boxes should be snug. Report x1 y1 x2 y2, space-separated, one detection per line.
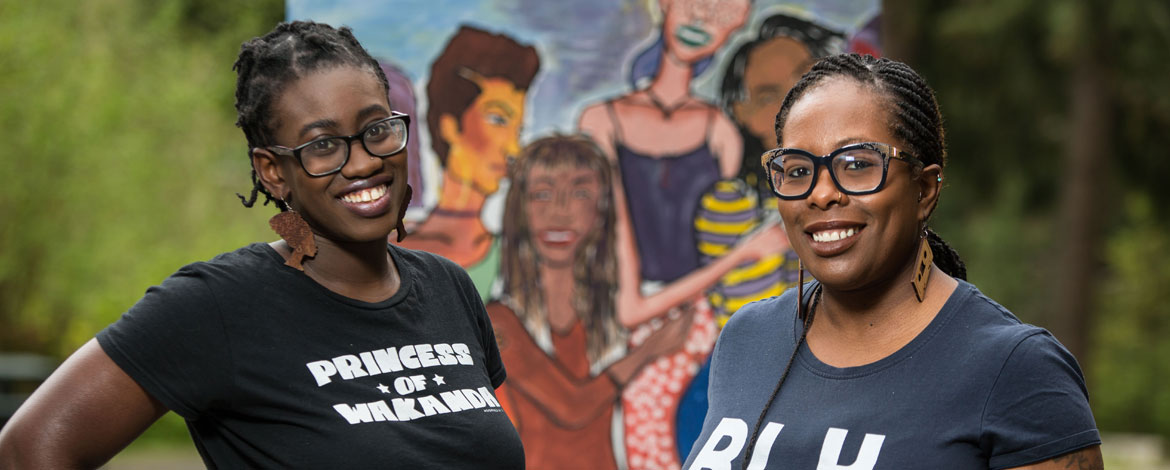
644 88 688 120
741 280 820 469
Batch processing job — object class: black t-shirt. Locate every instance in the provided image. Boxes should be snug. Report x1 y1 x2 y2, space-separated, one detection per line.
684 281 1099 469
97 243 523 469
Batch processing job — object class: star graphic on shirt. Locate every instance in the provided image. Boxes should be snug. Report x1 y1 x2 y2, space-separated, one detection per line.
432 374 445 386
376 383 391 394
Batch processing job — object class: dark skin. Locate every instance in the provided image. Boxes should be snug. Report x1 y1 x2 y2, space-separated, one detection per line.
0 65 412 468
776 77 1101 469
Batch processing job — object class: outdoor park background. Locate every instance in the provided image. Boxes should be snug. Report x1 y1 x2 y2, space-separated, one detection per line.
1 0 1168 467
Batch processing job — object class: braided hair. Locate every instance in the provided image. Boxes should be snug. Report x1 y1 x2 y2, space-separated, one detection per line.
775 53 966 280
232 20 390 211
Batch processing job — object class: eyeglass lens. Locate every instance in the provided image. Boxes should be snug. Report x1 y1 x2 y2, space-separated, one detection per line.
770 148 886 197
301 118 408 175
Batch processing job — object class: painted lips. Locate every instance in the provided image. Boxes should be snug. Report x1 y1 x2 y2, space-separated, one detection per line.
674 24 712 48
539 229 577 247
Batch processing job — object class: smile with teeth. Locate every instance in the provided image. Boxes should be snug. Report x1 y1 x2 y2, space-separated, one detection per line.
541 230 574 243
811 227 860 243
340 184 387 203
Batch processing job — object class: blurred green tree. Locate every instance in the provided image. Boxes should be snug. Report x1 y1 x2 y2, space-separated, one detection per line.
0 0 283 356
0 0 283 448
885 0 1170 440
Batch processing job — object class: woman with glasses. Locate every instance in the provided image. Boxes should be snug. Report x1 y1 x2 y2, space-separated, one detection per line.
0 21 522 469
683 54 1101 469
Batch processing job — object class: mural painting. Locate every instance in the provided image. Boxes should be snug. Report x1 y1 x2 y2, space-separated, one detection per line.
290 1 880 468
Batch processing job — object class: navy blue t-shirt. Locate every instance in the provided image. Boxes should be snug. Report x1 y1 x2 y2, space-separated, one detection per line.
683 280 1099 469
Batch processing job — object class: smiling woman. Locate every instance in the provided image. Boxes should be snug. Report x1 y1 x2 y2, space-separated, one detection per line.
0 21 523 469
684 54 1102 470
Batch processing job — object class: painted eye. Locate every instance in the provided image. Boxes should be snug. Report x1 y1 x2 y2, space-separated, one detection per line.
487 113 507 127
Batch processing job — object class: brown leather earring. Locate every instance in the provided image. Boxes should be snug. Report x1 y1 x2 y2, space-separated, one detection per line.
394 184 413 243
911 228 933 302
269 197 317 271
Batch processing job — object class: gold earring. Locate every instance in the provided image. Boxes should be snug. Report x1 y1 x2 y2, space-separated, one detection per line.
269 197 317 271
911 229 933 302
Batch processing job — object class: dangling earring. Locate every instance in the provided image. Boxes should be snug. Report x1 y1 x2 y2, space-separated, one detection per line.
911 228 933 302
394 185 413 243
269 197 317 271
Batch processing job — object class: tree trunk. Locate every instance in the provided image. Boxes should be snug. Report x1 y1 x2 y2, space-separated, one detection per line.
881 0 922 63
1049 3 1111 364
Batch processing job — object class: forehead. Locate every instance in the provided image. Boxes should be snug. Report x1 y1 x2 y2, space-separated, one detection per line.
526 163 600 183
780 77 896 153
467 78 524 109
271 66 389 133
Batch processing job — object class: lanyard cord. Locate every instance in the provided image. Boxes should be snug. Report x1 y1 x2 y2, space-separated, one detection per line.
741 281 820 470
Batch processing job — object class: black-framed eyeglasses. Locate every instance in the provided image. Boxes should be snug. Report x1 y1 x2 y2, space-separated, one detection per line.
764 142 923 200
267 111 410 177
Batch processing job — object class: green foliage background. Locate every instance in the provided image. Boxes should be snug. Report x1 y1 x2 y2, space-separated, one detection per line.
0 0 284 444
1 0 1168 450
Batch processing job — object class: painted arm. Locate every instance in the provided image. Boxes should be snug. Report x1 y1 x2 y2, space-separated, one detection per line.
0 339 169 469
580 102 788 329
1005 445 1103 470
489 303 686 428
709 110 744 179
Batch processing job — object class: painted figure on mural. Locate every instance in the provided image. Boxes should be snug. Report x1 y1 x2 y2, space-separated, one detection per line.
487 135 695 470
578 0 751 291
396 25 540 301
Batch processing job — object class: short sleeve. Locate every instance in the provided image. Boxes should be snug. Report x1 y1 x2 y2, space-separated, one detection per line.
445 258 506 388
982 332 1101 469
96 267 233 419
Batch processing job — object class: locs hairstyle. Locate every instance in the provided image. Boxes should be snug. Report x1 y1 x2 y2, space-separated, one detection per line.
233 20 391 211
774 53 966 280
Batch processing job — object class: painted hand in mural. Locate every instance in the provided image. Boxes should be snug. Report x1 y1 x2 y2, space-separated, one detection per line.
608 305 695 386
733 218 790 261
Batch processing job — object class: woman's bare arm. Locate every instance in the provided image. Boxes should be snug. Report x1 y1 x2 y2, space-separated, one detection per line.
1006 445 1103 470
709 110 744 179
0 339 169 469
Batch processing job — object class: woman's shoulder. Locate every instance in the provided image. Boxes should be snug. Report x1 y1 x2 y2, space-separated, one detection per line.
941 280 1069 362
166 243 280 284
